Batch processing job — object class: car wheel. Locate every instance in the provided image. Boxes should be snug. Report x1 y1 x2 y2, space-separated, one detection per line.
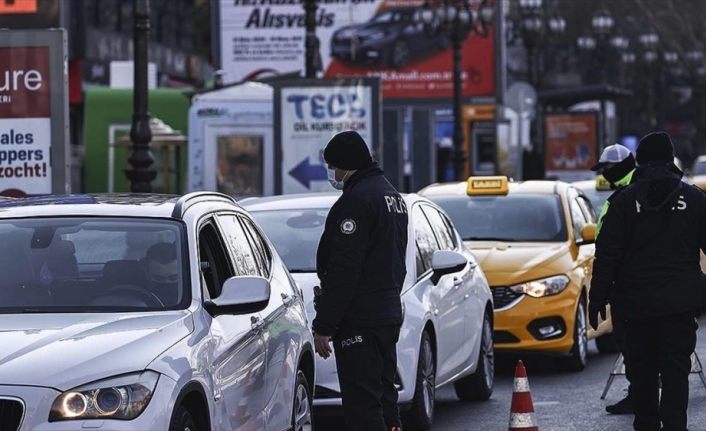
169 405 197 431
562 300 588 371
402 330 435 431
389 40 410 68
595 333 619 354
454 310 494 401
292 371 314 431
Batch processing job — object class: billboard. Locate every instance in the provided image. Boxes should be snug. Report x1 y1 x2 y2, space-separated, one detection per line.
0 30 69 196
544 113 598 182
218 0 495 100
274 78 380 194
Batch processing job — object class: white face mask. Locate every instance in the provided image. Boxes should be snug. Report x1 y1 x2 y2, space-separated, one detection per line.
327 169 349 190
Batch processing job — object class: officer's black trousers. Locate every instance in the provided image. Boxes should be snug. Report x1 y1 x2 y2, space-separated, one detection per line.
612 312 634 397
625 313 698 431
333 324 401 431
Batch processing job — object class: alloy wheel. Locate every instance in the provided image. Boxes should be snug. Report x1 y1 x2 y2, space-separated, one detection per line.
294 380 313 431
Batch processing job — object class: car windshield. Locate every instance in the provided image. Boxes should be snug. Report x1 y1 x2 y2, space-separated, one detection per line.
0 217 188 314
251 209 328 273
372 11 403 23
693 161 706 175
580 189 610 213
430 194 567 242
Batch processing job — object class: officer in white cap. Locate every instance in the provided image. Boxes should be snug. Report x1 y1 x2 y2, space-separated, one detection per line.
590 143 637 415
591 144 637 236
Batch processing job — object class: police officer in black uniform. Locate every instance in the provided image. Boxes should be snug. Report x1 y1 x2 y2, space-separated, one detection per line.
589 131 706 431
313 130 408 431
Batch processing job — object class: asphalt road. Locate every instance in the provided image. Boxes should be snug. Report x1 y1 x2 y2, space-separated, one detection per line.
316 315 706 431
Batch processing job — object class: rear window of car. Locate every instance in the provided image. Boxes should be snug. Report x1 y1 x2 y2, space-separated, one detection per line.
250 209 328 273
430 194 568 242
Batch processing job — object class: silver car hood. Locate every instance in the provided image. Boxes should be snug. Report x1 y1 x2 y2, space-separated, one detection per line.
0 311 193 390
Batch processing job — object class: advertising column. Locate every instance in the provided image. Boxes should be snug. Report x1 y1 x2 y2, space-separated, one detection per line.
274 78 380 194
0 30 69 196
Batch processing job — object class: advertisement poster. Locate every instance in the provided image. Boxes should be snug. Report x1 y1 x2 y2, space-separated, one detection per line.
0 45 53 195
275 78 380 194
544 113 598 182
219 0 495 99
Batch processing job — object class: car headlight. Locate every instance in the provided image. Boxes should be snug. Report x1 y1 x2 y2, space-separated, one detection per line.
364 32 386 41
509 275 570 298
49 371 159 422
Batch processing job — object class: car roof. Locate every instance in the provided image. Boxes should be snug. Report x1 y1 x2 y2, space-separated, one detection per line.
571 180 596 190
241 192 429 211
420 180 568 198
0 193 237 219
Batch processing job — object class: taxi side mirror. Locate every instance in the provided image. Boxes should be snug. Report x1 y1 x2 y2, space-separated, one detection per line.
578 224 596 245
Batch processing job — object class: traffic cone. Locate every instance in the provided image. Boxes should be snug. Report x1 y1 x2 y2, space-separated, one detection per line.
508 360 539 431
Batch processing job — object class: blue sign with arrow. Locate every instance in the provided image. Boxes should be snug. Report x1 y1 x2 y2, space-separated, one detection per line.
289 157 327 189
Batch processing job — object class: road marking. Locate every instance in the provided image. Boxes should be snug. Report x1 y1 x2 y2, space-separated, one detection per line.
534 401 560 406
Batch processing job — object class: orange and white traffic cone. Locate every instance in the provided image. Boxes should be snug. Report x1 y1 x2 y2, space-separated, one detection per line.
508 360 539 431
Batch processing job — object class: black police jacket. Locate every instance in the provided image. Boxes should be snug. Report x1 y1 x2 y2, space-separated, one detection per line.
590 164 706 318
312 165 409 336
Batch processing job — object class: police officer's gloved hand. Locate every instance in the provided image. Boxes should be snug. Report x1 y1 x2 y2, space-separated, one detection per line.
589 301 607 331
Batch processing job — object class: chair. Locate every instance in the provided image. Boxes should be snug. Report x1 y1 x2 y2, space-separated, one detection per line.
601 352 706 399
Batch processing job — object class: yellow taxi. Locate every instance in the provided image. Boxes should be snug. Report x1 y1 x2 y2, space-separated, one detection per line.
572 175 612 214
688 155 706 191
420 176 612 370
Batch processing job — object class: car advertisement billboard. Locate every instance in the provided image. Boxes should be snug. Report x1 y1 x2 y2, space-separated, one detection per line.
274 78 380 194
0 30 69 197
218 0 495 100
544 112 599 182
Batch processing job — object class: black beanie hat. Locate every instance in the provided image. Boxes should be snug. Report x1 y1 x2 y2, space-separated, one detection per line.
323 131 373 170
636 131 675 165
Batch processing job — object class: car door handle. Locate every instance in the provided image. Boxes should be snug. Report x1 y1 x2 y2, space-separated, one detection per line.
251 315 265 331
453 278 463 289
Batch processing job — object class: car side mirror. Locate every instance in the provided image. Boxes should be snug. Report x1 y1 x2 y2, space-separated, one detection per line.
578 224 596 245
430 250 468 285
204 276 270 316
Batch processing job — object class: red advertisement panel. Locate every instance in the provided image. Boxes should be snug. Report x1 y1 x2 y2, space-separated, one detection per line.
323 2 495 99
218 0 496 100
544 113 598 181
0 46 51 118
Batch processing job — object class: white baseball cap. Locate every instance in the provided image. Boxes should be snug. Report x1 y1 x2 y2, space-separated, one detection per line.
591 144 633 171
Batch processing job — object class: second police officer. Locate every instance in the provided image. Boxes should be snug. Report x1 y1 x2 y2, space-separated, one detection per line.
590 132 706 431
590 143 637 415
312 131 409 431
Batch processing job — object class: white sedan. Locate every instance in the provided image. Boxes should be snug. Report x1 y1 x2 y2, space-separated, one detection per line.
0 192 314 431
243 193 494 430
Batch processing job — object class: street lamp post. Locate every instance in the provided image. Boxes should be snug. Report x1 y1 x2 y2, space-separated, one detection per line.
419 1 494 180
303 0 318 78
126 0 156 193
514 0 565 179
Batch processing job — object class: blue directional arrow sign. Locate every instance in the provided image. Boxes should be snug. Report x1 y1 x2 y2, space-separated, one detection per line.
289 157 328 189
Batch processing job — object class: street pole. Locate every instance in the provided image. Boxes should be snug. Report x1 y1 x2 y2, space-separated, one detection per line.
452 30 466 180
303 0 317 78
126 0 156 193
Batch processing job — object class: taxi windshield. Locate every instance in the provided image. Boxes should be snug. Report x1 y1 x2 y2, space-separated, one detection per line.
431 194 567 242
251 209 328 272
580 189 610 212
